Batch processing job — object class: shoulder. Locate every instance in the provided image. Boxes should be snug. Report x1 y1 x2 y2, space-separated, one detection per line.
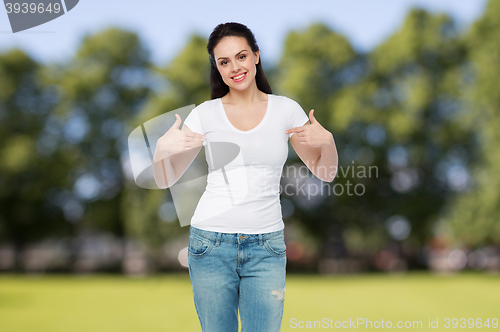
201 98 220 107
193 98 220 113
270 94 302 109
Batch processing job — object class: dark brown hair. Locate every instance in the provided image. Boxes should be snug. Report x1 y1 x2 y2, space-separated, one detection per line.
207 22 272 99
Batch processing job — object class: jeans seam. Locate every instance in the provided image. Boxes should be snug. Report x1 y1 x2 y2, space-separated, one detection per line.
188 234 214 259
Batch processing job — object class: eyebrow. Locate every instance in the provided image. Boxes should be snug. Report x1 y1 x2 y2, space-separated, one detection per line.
217 49 248 61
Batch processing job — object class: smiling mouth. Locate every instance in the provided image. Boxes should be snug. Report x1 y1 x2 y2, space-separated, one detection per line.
231 72 247 81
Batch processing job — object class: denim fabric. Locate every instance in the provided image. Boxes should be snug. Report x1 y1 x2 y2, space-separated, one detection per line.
188 225 287 332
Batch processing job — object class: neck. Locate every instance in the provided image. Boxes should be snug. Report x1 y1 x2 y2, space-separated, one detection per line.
225 82 267 105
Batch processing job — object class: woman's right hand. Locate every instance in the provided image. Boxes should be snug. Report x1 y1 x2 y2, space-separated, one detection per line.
154 114 205 162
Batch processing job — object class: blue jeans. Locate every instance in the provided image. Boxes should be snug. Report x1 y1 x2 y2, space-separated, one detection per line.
188 226 287 332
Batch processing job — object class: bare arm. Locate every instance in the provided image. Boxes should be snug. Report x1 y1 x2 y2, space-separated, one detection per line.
153 116 204 188
290 131 338 182
286 110 338 182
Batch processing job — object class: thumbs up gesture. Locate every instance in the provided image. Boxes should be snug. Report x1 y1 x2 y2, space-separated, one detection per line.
285 109 333 148
154 114 205 162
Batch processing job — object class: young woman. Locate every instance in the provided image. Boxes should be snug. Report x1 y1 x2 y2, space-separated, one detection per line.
153 22 338 332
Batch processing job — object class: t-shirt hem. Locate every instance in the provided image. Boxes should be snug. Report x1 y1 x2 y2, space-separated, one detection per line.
190 219 284 234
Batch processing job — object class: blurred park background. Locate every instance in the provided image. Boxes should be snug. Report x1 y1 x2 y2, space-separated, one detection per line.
1 0 500 276
1 0 500 330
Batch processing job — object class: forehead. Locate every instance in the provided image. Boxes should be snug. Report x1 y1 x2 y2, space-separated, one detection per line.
214 36 251 57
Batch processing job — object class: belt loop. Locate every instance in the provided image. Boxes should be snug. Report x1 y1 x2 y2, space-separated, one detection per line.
216 232 221 246
258 233 263 246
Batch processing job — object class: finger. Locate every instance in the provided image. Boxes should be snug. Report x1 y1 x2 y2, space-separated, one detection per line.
309 109 319 124
186 135 204 143
185 132 206 140
171 114 182 130
295 131 307 138
286 126 306 135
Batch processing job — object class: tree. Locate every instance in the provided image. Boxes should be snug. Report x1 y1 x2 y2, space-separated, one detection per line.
40 27 152 270
275 11 476 268
444 0 500 247
0 49 73 271
330 8 475 262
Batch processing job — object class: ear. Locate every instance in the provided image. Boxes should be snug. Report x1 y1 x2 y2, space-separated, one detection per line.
254 50 259 65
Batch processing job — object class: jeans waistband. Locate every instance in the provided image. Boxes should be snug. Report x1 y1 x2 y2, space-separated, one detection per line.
189 226 284 244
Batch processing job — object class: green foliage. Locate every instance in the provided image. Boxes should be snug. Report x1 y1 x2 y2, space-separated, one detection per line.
272 9 480 256
327 8 479 254
0 49 72 255
46 27 152 239
0 135 35 173
444 0 500 246
275 22 358 126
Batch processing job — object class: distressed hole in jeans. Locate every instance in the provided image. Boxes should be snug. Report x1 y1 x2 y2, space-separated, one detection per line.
271 287 285 301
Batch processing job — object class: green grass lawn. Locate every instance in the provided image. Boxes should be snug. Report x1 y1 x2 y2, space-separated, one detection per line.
0 271 498 331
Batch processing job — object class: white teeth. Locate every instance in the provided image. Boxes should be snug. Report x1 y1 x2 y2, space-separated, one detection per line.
233 73 245 80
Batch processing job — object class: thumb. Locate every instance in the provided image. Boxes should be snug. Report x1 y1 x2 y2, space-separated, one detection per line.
309 109 318 124
171 114 182 130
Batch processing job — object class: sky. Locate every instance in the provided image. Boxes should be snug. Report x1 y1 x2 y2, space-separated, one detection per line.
0 0 490 67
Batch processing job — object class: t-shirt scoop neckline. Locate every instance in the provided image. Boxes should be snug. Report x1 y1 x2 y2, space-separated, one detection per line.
218 94 273 134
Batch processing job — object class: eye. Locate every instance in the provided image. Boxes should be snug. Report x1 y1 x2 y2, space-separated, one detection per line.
239 55 246 60
220 60 227 65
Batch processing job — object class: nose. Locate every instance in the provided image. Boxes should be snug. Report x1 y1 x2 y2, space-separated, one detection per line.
231 62 242 72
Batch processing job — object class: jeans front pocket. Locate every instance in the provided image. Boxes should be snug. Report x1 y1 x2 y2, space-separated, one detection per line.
264 234 286 257
188 232 214 259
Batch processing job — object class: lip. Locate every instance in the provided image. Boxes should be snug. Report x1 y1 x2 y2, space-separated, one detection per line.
231 72 247 82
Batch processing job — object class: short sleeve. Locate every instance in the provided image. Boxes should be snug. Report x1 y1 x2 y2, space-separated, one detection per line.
288 99 310 139
183 105 203 135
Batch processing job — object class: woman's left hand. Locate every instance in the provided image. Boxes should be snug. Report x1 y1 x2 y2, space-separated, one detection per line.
286 109 333 148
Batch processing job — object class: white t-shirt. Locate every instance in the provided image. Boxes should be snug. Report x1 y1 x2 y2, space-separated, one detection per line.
183 93 309 234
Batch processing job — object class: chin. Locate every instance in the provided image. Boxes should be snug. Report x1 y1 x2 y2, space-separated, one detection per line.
231 84 250 91
227 77 254 90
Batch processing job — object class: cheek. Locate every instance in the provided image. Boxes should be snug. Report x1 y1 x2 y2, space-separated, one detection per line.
247 59 256 69
218 68 229 79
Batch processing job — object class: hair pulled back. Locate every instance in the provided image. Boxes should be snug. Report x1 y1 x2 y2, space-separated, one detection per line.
207 22 272 99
